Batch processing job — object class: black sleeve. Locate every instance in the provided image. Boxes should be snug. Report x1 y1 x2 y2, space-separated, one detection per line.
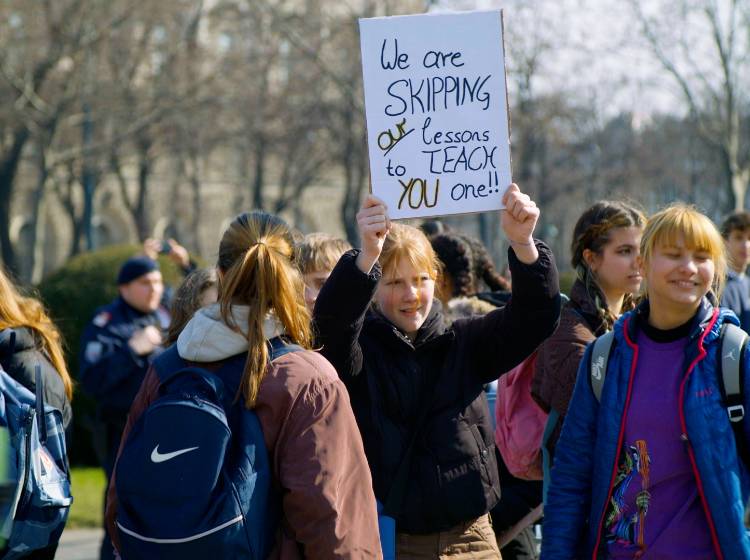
79 321 148 410
455 240 561 384
313 250 381 383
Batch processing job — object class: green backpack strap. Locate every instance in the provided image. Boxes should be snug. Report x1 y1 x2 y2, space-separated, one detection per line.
590 331 615 402
719 323 749 468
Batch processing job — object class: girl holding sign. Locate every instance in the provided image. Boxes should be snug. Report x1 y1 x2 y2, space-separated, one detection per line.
542 205 750 559
314 183 560 558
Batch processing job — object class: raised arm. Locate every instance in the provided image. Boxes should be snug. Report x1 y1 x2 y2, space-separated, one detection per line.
456 184 561 382
313 195 389 382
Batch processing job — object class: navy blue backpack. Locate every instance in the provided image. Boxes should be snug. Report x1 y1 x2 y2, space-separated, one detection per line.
0 335 72 558
115 338 300 559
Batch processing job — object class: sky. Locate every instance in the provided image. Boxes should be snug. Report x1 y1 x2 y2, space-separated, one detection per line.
428 0 749 122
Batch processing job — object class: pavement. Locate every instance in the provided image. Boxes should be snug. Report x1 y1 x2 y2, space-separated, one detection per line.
57 528 103 560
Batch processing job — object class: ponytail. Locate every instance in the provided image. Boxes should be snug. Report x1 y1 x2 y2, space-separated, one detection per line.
217 212 312 408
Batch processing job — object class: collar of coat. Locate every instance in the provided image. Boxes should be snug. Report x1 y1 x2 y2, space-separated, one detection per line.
625 293 722 343
365 299 451 349
568 279 607 335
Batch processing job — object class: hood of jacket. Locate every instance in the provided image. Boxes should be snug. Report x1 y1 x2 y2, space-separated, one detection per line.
177 303 284 362
445 296 497 324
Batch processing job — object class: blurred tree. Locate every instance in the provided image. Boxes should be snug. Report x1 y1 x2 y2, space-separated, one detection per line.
629 0 750 211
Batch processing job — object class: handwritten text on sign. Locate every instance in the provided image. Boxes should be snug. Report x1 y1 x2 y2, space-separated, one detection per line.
360 10 512 219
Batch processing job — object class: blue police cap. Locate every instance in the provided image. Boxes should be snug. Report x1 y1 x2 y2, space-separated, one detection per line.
117 256 159 285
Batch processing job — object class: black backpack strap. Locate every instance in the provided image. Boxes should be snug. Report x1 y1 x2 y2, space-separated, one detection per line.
590 331 615 402
35 364 47 445
718 323 749 468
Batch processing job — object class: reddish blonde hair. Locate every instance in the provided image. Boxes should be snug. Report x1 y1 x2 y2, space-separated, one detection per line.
0 268 72 400
379 223 441 281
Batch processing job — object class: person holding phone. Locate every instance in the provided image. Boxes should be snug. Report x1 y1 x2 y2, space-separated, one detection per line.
143 237 196 276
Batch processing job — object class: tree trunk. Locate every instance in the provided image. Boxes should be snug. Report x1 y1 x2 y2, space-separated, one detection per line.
0 127 30 272
252 136 266 211
135 142 152 240
28 143 50 283
733 169 749 212
188 155 203 256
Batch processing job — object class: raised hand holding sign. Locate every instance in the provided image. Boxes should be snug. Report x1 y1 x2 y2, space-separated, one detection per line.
360 10 512 220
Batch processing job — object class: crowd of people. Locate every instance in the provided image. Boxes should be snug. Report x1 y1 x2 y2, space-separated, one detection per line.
1 183 750 559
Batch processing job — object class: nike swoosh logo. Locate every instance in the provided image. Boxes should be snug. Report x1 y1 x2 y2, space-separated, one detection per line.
150 444 199 463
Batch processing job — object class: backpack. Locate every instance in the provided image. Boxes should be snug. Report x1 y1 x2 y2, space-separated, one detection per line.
0 337 72 559
589 323 750 466
115 337 301 560
494 352 546 480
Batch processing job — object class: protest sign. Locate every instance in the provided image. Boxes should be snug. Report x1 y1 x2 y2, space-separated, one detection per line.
359 10 512 219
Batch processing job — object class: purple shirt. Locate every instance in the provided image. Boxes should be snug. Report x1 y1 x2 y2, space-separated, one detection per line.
605 331 715 559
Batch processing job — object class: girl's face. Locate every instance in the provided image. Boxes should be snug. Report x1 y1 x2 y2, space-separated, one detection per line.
375 258 435 340
586 226 643 300
641 234 714 314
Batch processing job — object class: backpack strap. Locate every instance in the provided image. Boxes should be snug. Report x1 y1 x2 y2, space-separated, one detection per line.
718 323 749 469
590 331 615 402
268 336 302 362
719 323 747 422
34 365 47 445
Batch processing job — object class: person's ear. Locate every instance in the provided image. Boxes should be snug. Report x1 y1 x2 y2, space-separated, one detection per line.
582 248 598 272
636 255 645 277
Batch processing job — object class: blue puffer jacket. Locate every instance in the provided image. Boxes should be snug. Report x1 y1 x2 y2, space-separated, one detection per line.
542 299 750 560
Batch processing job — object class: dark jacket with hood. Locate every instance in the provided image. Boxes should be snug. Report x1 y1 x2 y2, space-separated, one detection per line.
314 244 560 534
532 279 606 455
0 327 72 429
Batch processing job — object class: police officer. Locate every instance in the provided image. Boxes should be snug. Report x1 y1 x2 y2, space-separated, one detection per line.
79 256 169 560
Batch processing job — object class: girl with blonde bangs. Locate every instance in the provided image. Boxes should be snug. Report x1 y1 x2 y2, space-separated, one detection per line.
107 211 380 559
543 204 750 559
315 185 560 559
379 222 442 282
638 205 727 301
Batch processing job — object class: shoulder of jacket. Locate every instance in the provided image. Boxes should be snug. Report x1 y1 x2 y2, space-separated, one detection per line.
270 349 342 389
546 307 595 347
89 301 120 327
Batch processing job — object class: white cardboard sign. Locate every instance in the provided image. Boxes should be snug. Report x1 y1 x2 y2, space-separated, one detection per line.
359 10 512 219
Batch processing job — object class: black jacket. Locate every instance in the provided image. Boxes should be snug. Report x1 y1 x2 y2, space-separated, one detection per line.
314 243 560 533
0 327 72 429
79 297 169 431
